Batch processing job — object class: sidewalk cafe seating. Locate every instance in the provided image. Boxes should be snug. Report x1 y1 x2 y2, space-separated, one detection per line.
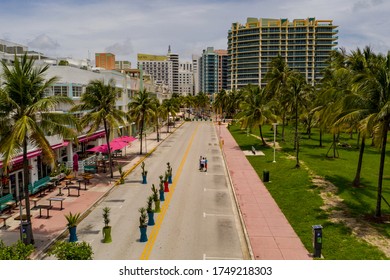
0 194 16 213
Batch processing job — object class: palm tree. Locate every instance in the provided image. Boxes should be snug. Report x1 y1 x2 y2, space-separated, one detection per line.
71 79 126 178
161 98 179 133
214 89 228 122
128 89 155 154
194 92 210 119
151 97 162 142
0 54 78 245
236 85 278 146
286 73 312 167
352 51 390 218
266 55 293 141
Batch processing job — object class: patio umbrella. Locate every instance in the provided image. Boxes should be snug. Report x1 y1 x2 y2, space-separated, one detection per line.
112 136 136 143
86 144 109 153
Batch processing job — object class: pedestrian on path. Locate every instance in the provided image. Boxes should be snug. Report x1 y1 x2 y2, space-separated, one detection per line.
199 155 203 170
200 157 205 171
204 157 208 172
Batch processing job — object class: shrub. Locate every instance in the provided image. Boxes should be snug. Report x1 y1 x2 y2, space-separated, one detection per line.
0 240 34 260
48 241 93 260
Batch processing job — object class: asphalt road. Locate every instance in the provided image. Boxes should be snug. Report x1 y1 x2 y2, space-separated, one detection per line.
75 121 249 260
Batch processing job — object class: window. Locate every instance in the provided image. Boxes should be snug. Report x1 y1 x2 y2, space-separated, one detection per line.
72 86 82 97
53 86 68 97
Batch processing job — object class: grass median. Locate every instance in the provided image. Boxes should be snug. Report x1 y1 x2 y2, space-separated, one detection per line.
229 124 389 260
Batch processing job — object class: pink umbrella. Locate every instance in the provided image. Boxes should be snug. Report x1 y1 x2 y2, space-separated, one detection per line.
113 136 136 143
109 140 128 151
86 144 109 153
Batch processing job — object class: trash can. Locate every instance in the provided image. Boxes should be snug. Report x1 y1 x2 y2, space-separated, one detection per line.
312 225 323 258
263 170 269 182
21 221 33 245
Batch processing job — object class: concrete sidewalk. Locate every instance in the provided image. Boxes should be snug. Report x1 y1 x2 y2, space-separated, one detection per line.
0 125 176 259
218 123 311 260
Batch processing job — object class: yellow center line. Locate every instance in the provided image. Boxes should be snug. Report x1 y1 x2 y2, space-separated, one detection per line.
139 123 199 260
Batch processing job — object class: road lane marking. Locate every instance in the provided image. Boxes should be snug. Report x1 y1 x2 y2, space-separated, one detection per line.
203 212 234 218
203 254 242 260
139 123 199 260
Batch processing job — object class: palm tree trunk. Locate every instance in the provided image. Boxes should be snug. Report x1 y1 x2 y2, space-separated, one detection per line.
103 120 113 179
139 117 144 155
259 125 267 146
294 103 298 150
352 136 365 187
167 116 169 133
333 133 337 158
281 113 286 142
295 135 300 168
375 121 388 217
23 137 34 244
319 128 323 147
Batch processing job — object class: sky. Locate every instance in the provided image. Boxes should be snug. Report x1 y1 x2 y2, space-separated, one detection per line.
1 0 389 65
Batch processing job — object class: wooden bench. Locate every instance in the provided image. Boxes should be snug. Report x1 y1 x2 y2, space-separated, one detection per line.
36 205 53 218
0 194 16 213
84 165 97 174
28 176 51 195
0 214 11 229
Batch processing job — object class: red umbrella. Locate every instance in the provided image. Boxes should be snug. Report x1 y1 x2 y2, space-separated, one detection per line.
86 144 109 153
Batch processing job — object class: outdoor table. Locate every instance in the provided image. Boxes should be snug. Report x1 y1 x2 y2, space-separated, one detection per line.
56 185 65 196
67 185 80 197
36 205 53 218
0 214 11 229
48 197 65 210
77 178 88 190
82 174 93 184
46 182 55 192
30 198 40 209
5 201 15 213
65 175 74 184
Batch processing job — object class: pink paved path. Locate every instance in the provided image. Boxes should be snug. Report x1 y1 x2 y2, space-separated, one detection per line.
219 124 311 260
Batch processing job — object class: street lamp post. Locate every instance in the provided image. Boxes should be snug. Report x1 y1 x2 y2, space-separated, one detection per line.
273 123 278 163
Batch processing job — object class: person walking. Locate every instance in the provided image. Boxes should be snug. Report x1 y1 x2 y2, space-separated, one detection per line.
204 157 208 172
200 157 205 171
199 155 203 170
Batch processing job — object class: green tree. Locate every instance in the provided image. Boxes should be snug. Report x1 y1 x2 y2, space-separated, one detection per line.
286 73 312 167
236 85 278 146
71 79 126 178
265 55 293 141
213 89 228 121
161 98 179 133
352 51 390 217
0 54 78 245
128 89 155 154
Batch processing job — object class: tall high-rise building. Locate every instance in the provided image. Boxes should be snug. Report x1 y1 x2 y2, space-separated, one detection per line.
192 55 200 94
95 53 116 70
199 47 228 95
214 49 228 92
228 17 338 89
179 62 194 96
137 53 173 93
167 46 179 94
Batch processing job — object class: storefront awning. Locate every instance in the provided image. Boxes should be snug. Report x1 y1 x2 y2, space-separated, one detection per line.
78 131 106 143
0 142 68 168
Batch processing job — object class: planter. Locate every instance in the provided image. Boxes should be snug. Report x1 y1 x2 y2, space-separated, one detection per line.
147 211 155 226
154 200 161 213
164 181 169 192
68 226 78 242
142 175 147 184
168 175 172 184
159 189 165 202
139 226 148 242
102 226 112 243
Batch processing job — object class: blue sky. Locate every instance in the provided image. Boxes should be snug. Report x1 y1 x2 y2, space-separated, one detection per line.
1 0 389 65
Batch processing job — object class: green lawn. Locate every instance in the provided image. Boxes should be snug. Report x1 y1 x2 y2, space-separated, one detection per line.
229 124 389 260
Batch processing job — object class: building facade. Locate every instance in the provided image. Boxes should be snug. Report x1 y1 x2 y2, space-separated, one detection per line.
95 53 116 70
167 46 179 94
137 53 173 94
199 47 228 95
179 61 194 96
192 54 200 94
227 17 338 89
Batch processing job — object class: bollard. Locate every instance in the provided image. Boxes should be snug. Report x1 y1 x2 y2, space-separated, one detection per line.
312 225 323 258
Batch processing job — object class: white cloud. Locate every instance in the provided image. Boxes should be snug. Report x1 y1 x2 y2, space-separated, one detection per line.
0 0 389 64
27 34 60 50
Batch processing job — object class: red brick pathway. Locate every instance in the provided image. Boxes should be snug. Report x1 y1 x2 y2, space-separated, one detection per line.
219 124 311 260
